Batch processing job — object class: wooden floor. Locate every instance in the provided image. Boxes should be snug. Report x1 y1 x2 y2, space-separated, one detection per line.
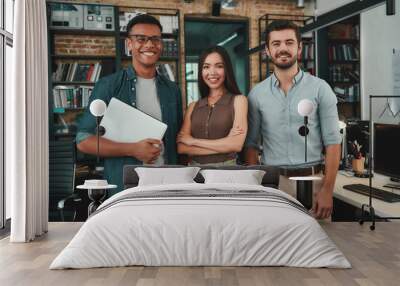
1 222 399 286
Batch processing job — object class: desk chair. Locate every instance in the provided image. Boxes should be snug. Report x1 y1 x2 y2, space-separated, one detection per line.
49 140 87 221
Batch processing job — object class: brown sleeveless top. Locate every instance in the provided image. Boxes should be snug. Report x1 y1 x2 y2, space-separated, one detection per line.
190 93 236 164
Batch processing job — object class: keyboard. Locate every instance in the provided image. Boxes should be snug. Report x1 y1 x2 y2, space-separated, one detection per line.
343 184 400 203
383 183 400 190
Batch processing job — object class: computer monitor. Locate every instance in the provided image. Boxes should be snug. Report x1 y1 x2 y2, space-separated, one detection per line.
374 123 400 181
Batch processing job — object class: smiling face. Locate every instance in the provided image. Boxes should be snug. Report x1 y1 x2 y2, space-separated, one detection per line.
266 29 302 70
201 52 226 90
127 23 162 68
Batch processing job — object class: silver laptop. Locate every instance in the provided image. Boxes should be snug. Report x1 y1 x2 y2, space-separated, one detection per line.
100 97 167 143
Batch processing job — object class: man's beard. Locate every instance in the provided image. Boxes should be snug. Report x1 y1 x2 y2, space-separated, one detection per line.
271 52 297 70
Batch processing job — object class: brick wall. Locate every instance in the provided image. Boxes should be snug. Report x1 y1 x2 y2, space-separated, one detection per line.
51 0 312 101
54 35 115 56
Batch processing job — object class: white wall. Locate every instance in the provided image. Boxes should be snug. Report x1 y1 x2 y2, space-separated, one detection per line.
316 0 356 16
360 0 400 122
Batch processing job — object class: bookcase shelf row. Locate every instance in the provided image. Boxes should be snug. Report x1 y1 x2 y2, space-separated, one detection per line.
52 85 93 109
119 31 178 39
53 81 96 85
328 38 359 43
317 14 361 119
53 107 86 113
52 55 116 60
121 56 178 61
49 28 116 36
330 80 358 84
119 38 178 58
330 60 359 64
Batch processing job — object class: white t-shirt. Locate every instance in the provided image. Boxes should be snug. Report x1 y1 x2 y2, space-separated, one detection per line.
135 76 165 165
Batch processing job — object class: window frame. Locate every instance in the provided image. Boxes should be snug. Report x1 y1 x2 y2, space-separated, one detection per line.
0 0 13 231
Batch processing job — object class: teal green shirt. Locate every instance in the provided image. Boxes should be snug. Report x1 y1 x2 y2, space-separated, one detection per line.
245 70 341 167
76 65 183 195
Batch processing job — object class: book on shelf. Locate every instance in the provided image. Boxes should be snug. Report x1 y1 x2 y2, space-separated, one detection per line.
302 42 314 60
157 63 175 82
53 62 102 82
53 85 93 109
302 61 315 75
333 84 360 102
158 15 179 34
121 38 132 56
329 65 359 82
119 10 146 32
328 23 359 40
328 44 359 61
162 38 178 57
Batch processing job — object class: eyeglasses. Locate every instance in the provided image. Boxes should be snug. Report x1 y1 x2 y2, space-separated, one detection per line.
128 34 162 45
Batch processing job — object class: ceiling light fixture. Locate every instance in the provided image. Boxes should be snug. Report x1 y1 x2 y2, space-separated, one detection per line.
220 0 238 9
217 32 238 46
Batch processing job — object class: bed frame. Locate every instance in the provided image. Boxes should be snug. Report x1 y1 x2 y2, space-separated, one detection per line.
123 165 280 189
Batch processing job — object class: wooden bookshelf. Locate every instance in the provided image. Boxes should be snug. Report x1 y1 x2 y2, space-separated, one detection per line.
317 15 360 118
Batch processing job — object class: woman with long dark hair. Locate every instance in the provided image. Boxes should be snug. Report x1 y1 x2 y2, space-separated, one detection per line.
177 46 248 165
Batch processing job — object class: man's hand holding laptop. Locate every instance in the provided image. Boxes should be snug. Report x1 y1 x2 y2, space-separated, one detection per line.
98 98 168 164
127 138 162 164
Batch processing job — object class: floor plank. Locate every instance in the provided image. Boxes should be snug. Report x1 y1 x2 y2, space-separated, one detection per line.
0 222 399 286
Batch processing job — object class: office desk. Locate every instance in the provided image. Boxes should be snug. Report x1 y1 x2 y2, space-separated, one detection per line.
334 173 400 218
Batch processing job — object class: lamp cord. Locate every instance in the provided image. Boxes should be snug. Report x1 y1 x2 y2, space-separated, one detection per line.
96 117 100 164
304 116 308 163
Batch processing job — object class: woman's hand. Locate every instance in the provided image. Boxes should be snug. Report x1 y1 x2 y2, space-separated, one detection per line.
177 133 196 146
228 126 244 137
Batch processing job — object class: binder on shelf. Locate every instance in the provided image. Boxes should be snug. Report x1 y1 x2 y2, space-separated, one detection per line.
49 3 84 29
83 5 115 31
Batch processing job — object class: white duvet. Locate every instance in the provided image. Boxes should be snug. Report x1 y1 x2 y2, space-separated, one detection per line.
50 183 351 269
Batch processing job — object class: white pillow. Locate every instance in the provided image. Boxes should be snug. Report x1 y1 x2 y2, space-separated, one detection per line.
135 167 201 186
200 169 266 185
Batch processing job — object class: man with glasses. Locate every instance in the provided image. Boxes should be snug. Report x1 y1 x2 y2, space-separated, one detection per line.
76 14 183 195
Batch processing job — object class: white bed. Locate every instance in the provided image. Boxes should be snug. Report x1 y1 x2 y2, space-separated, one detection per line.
50 183 351 269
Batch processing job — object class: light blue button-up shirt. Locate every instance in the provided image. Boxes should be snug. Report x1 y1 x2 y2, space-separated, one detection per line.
245 70 341 167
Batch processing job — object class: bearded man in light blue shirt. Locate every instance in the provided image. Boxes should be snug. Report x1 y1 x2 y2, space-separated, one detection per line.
245 20 341 219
